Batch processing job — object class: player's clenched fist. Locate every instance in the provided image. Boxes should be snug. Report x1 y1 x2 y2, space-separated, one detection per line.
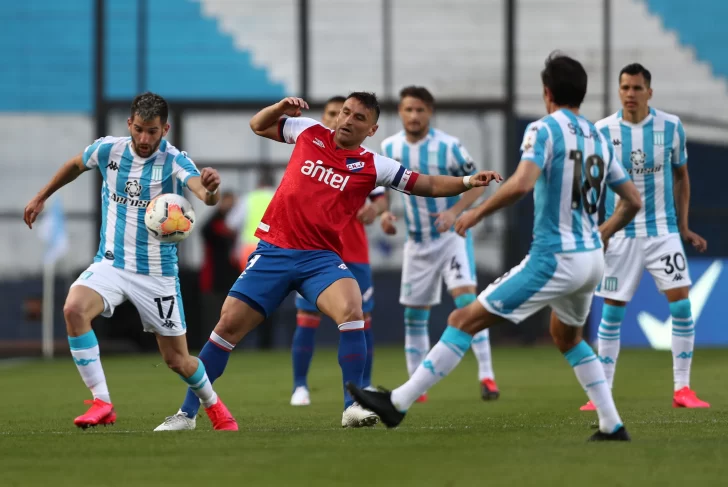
380 211 397 235
277 97 310 117
200 167 221 192
467 170 503 188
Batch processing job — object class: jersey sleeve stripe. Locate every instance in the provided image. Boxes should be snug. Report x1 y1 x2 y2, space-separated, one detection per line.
520 124 551 169
403 171 418 193
391 165 405 187
609 175 630 187
452 143 466 165
278 118 286 142
83 140 103 167
173 153 200 187
174 153 198 172
675 121 687 166
390 166 418 194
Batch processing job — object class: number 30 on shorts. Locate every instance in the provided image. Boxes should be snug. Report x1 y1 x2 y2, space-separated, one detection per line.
660 252 686 275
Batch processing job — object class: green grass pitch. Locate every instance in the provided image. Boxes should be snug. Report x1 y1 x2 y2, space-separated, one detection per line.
1 346 726 486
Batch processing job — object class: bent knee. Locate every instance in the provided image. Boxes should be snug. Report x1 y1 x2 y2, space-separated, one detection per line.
63 299 95 325
213 298 263 344
338 303 364 324
448 308 468 329
550 326 582 353
551 334 580 353
165 357 187 374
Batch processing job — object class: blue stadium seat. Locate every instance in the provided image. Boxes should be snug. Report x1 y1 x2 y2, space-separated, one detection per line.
645 0 728 79
1 0 285 112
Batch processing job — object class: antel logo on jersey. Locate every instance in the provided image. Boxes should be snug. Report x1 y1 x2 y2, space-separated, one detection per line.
301 160 350 191
346 158 365 172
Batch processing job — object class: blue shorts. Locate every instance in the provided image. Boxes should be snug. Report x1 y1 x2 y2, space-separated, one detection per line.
229 241 355 317
296 262 374 313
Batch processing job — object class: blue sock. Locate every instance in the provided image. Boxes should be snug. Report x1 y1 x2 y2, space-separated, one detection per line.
362 318 374 388
180 333 233 419
564 340 623 433
292 314 320 389
454 294 476 309
338 325 367 409
404 307 431 376
597 303 626 388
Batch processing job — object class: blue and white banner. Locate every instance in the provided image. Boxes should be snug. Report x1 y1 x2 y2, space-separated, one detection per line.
588 258 725 349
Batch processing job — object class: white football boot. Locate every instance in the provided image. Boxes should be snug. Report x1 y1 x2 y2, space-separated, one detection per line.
341 402 379 428
290 386 311 406
154 410 196 431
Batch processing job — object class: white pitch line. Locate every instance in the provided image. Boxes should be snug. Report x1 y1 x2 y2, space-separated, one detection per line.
0 358 35 370
1 418 725 436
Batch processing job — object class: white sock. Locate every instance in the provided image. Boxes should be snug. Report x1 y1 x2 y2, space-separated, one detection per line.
391 326 472 411
670 299 695 391
565 341 623 434
68 331 111 403
471 329 494 381
404 308 430 377
183 359 218 408
597 304 626 389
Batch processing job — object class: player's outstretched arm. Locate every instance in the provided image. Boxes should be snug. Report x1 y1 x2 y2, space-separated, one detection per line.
598 179 642 246
249 97 310 141
411 171 502 198
24 153 87 229
454 161 539 236
186 168 222 206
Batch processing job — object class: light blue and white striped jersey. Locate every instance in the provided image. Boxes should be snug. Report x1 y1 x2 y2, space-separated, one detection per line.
596 107 686 238
82 136 201 277
381 128 476 242
521 109 629 254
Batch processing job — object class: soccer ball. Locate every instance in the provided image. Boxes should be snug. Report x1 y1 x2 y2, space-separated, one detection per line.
145 193 196 243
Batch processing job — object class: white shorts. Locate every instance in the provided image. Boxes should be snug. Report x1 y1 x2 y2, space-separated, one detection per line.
400 232 477 307
596 234 691 302
70 261 186 337
478 250 604 326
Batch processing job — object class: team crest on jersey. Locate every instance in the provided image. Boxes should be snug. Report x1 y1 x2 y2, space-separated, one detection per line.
346 158 365 172
653 131 664 146
125 180 143 198
630 149 646 166
603 277 618 292
152 164 164 181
